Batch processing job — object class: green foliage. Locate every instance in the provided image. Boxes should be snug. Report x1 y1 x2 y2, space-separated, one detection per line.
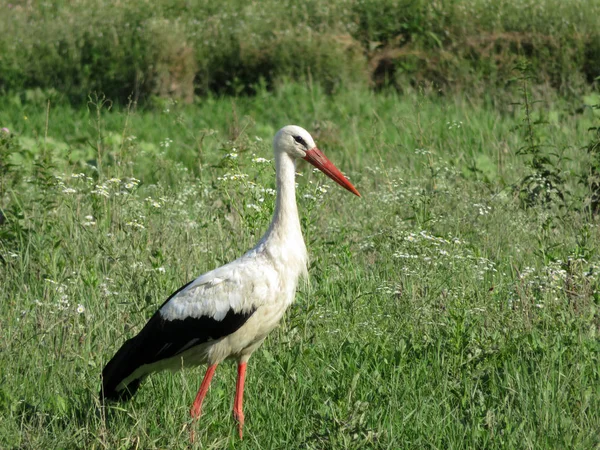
1 85 599 448
580 90 600 214
1 0 599 103
511 60 567 209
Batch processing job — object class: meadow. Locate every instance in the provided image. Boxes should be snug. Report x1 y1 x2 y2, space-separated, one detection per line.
0 78 599 448
0 2 600 447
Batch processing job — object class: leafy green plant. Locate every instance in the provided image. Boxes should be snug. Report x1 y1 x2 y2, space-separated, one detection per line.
581 93 600 214
512 60 566 208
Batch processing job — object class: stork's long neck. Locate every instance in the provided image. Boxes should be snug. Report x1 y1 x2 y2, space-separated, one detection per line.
263 151 302 244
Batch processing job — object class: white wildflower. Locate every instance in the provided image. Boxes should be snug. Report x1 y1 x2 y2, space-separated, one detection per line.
92 185 110 198
126 220 145 230
160 138 173 148
146 198 161 208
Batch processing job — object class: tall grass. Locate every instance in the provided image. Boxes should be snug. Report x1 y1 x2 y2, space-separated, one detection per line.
1 0 599 103
0 84 599 448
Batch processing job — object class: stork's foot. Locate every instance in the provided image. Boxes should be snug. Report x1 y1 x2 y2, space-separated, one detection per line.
233 408 245 439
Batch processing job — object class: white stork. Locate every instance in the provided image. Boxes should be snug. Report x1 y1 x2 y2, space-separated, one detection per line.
100 125 360 439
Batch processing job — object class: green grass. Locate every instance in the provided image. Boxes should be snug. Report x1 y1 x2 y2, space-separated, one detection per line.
1 0 599 102
0 83 599 448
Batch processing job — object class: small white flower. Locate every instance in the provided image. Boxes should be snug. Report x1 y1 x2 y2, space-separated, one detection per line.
157 267 166 273
62 188 77 194
76 304 85 314
126 221 145 230
160 138 173 148
145 197 161 208
252 157 269 164
92 186 110 198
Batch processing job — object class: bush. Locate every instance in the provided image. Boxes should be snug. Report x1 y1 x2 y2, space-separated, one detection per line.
0 0 598 103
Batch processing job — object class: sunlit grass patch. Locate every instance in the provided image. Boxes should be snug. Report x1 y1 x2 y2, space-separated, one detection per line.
0 85 599 448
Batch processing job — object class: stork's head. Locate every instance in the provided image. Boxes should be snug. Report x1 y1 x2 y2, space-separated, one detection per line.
273 125 361 197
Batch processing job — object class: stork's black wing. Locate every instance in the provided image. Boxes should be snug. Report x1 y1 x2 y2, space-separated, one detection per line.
100 282 255 401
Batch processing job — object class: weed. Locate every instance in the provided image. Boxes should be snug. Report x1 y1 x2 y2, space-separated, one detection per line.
581 91 600 214
512 60 566 208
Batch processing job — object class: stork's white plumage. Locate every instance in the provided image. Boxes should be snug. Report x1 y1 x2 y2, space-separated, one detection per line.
100 125 360 439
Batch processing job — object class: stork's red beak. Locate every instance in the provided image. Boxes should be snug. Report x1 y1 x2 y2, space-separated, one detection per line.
303 147 361 197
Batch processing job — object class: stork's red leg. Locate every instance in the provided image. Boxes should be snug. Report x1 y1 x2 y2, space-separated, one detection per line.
190 363 218 419
233 362 247 439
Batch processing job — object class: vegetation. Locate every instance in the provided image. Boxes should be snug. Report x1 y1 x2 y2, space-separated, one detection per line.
0 81 599 448
1 0 599 102
1 0 600 447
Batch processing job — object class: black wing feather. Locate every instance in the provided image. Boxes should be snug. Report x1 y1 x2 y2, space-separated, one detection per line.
100 282 255 401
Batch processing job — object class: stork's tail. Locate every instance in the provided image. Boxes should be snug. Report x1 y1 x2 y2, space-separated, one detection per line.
100 336 145 402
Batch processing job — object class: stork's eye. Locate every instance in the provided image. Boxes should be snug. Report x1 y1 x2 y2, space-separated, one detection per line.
293 135 307 147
